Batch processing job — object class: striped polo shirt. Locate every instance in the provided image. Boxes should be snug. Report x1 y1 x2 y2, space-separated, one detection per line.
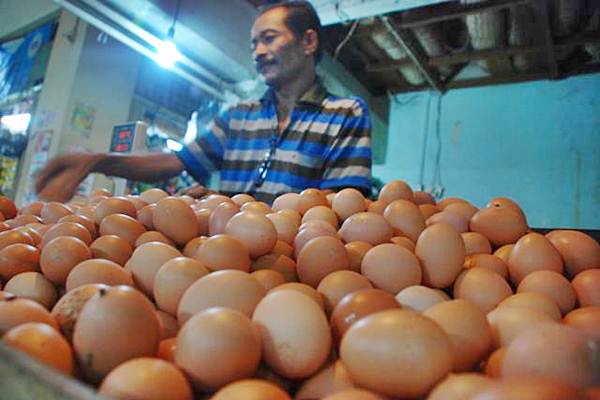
176 80 372 204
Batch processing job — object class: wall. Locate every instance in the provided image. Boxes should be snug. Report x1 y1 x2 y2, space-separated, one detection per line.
373 73 600 229
0 0 59 39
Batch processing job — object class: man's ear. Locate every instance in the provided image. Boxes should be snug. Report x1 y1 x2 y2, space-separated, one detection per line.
303 29 319 57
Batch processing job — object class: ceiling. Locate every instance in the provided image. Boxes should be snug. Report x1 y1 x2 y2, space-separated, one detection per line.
251 0 600 96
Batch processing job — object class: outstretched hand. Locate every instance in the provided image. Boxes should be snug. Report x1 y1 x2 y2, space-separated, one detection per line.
176 184 216 199
35 153 102 202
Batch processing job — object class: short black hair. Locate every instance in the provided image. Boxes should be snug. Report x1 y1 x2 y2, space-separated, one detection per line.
257 1 323 62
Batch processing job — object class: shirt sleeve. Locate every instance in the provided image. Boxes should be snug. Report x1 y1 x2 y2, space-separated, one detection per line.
320 97 372 193
175 109 230 184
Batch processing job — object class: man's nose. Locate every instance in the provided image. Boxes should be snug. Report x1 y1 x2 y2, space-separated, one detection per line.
253 41 268 59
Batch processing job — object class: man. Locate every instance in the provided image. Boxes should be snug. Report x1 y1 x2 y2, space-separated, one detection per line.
36 1 372 204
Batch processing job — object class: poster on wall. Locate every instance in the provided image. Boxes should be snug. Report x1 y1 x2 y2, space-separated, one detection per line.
70 102 96 137
21 129 53 204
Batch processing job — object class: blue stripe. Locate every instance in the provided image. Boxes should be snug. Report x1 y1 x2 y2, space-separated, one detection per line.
176 147 210 183
226 139 326 156
321 176 371 190
203 129 225 159
221 169 321 188
327 146 372 161
227 109 369 129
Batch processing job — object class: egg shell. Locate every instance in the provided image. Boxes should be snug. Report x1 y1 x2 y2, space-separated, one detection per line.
419 204 439 220
231 193 256 206
461 232 492 255
383 199 425 243
0 243 40 281
361 244 421 294
251 269 286 291
294 360 357 400
252 289 331 379
99 357 192 400
269 282 325 311
65 259 134 292
58 214 97 239
508 232 564 285
395 285 447 313
317 270 373 315
413 191 436 205
338 212 393 246
41 202 72 224
486 305 557 349
73 285 160 383
427 210 469 233
128 241 182 297
345 241 373 273
297 236 350 288
332 188 366 221
415 223 465 288
41 222 92 247
0 229 34 251
546 230 600 277
175 307 262 390
99 213 146 247
210 379 292 400
340 309 453 398
266 213 298 245
153 197 200 246
153 256 209 315
454 267 512 313
139 188 169 204
182 236 207 258
137 204 155 229
378 180 413 206
40 236 92 285
209 202 241 236
272 193 301 212
252 254 298 282
464 254 509 279
177 270 266 324
427 373 494 400
497 292 562 321
469 206 528 247
444 201 479 220
224 211 277 258
563 306 600 340
240 201 273 215
4 272 57 309
297 189 329 215
517 270 576 315
0 298 59 335
471 376 579 400
51 283 108 341
94 197 137 224
322 389 385 400
572 269 600 307
89 235 132 266
194 234 251 272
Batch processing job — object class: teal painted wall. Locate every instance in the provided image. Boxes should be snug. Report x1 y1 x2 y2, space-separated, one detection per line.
373 73 600 229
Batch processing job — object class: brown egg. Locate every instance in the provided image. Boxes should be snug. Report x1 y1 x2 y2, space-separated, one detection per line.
209 202 240 236
395 285 447 312
330 288 400 344
413 191 435 205
471 376 579 400
94 197 137 224
366 200 386 215
501 323 600 389
454 267 512 313
378 180 413 206
137 204 155 229
99 213 146 247
153 256 209 315
40 236 92 285
4 272 57 309
563 306 600 340
253 289 331 379
269 282 325 310
240 201 273 215
295 360 357 400
470 206 528 247
210 379 291 400
546 230 600 277
134 230 174 247
196 194 233 211
383 199 425 243
40 202 72 224
297 236 349 288
0 221 9 233
424 300 492 371
19 201 44 216
99 357 191 400
175 307 261 390
483 347 506 377
302 206 339 229
427 211 469 233
88 195 109 205
508 232 564 285
487 306 557 349
345 242 373 273
297 189 329 215
415 223 465 288
251 269 286 291
497 292 562 321
272 193 301 212
332 188 366 221
462 232 492 255
437 197 468 210
6 214 43 228
0 297 59 336
0 229 34 250
182 236 207 258
517 270 576 314
65 259 134 292
51 283 108 341
444 201 479 220
75 205 96 221
230 193 255 206
153 197 200 246
156 309 178 339
41 221 92 247
192 208 212 233
4 322 73 375
486 197 527 222
252 254 297 282
89 235 132 266
293 225 338 259
277 208 302 227
427 373 494 400
464 254 509 279
266 213 298 245
339 212 393 246
389 236 415 252
125 195 148 211
322 389 385 400
419 204 439 220
271 240 294 258
224 211 277 258
177 270 265 324
139 188 169 204
73 286 160 383
128 241 182 297
317 270 372 315
572 269 600 307
58 214 97 239
361 244 421 294
0 243 40 281
341 309 453 398
157 337 176 362
194 234 251 272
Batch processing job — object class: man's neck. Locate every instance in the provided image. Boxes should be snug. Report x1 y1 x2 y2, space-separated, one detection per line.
274 67 316 109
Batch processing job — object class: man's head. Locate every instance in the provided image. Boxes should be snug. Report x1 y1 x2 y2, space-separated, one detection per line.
251 1 322 87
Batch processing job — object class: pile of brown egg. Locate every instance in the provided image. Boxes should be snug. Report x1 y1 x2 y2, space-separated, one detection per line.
0 180 598 400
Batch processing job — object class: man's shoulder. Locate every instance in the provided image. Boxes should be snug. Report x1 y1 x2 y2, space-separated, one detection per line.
322 94 369 117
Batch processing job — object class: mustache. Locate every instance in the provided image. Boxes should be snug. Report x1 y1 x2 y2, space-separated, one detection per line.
254 57 276 69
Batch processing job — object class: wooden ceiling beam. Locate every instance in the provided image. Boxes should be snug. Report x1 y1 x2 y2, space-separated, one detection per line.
537 0 559 78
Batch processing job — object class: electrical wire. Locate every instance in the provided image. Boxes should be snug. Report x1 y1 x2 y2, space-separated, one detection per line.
334 19 359 59
417 91 433 191
431 93 445 199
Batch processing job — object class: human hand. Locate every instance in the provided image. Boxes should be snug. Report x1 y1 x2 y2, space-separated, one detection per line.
35 152 104 202
176 184 216 199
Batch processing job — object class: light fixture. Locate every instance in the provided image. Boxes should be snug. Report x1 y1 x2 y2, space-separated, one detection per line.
154 0 183 69
166 138 183 152
0 113 31 133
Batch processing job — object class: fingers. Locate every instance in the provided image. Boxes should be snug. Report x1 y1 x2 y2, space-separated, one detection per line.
35 157 66 194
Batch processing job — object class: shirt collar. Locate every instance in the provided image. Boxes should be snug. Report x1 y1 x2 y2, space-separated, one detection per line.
260 79 328 106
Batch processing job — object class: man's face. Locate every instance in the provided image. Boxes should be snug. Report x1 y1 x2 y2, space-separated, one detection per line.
251 7 309 87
